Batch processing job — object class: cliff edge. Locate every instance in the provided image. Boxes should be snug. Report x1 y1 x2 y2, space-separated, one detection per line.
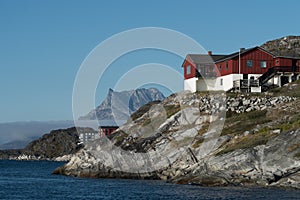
53 82 300 189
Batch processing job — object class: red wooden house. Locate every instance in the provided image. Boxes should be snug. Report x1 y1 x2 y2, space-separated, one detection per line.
182 47 300 92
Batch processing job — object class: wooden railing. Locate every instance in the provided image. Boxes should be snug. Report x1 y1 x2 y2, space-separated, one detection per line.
234 79 260 89
258 66 300 86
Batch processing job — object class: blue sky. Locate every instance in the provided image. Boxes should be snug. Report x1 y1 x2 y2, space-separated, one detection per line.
0 0 299 122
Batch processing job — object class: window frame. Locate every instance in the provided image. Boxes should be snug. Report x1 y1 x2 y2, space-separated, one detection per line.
247 60 253 67
186 65 191 75
260 60 267 68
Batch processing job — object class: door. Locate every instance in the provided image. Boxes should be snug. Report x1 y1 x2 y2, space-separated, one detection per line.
292 59 297 72
281 76 289 86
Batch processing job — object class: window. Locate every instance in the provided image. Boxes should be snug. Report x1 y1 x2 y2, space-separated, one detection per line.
226 61 229 70
260 61 267 68
186 65 191 74
219 65 222 70
220 78 223 86
247 60 253 67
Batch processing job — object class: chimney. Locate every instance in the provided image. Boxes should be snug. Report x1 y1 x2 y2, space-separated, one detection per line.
208 51 212 56
240 48 246 52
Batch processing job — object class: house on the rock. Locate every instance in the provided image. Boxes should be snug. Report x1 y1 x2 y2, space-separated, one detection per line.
182 47 300 92
98 120 122 137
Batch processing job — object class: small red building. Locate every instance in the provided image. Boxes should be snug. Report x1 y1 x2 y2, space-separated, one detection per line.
98 120 124 137
182 46 300 92
99 125 119 137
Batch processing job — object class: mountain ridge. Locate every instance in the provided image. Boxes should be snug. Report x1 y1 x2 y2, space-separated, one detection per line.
79 88 165 121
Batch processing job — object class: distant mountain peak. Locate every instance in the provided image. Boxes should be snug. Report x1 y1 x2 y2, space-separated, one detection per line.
108 88 114 93
79 88 165 121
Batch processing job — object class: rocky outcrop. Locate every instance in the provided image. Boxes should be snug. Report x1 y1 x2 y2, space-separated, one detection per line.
171 130 300 188
53 84 300 189
261 35 300 57
0 127 91 161
0 120 75 150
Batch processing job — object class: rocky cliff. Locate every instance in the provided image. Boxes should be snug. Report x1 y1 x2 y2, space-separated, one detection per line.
0 127 93 161
79 88 165 121
261 35 300 57
53 82 300 189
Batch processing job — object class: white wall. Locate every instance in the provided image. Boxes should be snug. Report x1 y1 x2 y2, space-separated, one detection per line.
184 77 198 92
185 73 266 92
221 74 243 91
251 86 261 93
194 74 243 92
196 78 219 91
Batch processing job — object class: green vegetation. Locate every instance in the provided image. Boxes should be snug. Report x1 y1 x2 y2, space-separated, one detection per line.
197 124 209 136
164 104 181 118
218 107 300 155
269 80 300 97
288 143 300 152
217 131 274 156
222 110 269 136
131 100 161 121
274 114 300 132
142 118 152 127
192 138 205 148
294 152 300 158
113 131 128 142
140 104 181 128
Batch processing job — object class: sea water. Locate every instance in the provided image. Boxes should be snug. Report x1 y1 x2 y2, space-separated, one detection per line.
0 160 299 200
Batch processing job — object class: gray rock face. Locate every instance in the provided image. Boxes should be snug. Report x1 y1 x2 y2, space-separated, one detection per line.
79 88 165 121
53 91 300 189
226 95 296 114
261 35 300 57
173 130 300 188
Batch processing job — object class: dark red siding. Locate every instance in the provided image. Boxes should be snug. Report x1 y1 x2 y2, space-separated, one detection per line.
275 58 293 66
216 48 274 76
183 48 300 81
183 57 197 80
216 60 233 76
99 127 118 137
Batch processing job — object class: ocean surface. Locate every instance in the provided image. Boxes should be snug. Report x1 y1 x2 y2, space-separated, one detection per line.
0 160 300 200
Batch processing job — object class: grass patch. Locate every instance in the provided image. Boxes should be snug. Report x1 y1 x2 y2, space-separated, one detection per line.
222 110 269 136
288 143 300 152
142 118 151 127
140 104 181 128
108 130 128 142
217 131 274 156
192 138 205 148
294 152 300 158
197 124 209 136
217 111 300 156
269 80 300 97
164 104 181 118
271 113 300 132
247 110 268 119
131 100 161 121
